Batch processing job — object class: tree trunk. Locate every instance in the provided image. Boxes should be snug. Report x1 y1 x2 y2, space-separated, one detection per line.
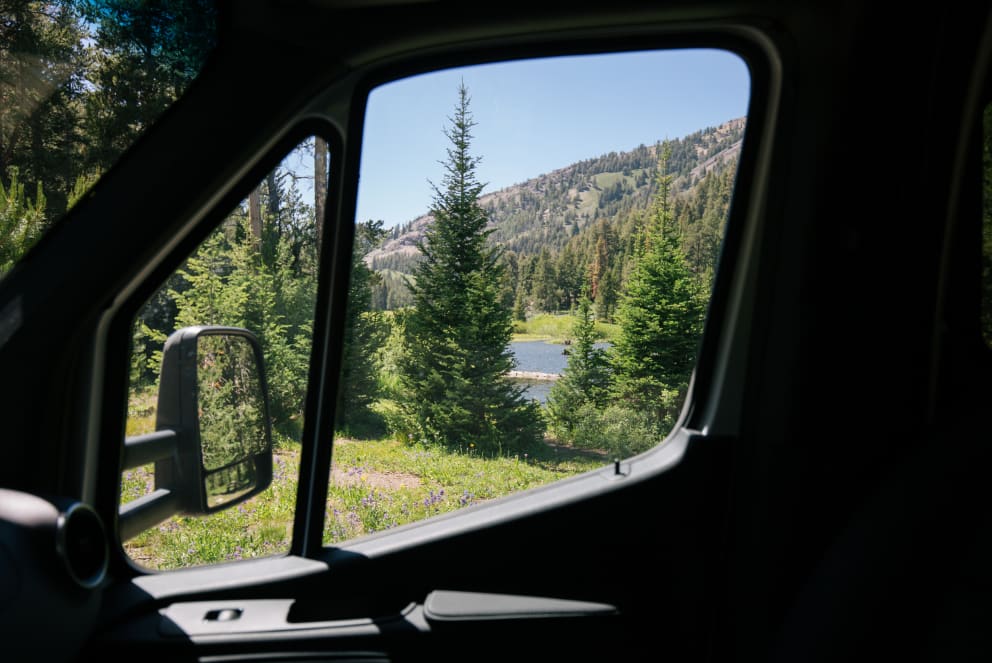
314 136 328 248
266 171 280 234
248 188 262 242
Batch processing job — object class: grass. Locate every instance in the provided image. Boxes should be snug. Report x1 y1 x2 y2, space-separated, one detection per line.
122 392 607 570
323 435 605 545
512 312 619 343
593 171 625 189
122 443 299 569
125 387 157 436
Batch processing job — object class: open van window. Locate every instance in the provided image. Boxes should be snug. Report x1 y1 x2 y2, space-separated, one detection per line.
323 50 749 546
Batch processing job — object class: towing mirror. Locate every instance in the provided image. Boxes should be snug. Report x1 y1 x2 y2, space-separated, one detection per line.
119 327 273 541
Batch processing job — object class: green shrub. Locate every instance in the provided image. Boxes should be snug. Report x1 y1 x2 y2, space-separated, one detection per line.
571 403 662 458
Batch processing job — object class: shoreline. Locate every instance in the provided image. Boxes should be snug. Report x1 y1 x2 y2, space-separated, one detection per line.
507 370 560 381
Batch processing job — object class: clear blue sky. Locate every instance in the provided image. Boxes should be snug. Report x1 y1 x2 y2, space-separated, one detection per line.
356 49 750 229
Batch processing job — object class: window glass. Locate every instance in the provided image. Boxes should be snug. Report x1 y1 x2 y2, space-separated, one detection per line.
122 138 325 570
1 0 218 279
325 49 750 545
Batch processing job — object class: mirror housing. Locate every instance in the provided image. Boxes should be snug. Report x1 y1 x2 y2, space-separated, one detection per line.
156 326 273 513
119 326 273 540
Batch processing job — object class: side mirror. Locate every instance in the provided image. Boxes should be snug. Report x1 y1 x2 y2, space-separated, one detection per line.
119 326 273 541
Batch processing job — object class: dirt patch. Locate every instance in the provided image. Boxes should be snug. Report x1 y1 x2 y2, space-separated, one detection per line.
330 465 422 491
542 439 611 460
327 438 422 490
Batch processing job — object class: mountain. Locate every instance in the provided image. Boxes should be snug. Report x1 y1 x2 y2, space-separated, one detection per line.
366 117 746 315
367 117 745 273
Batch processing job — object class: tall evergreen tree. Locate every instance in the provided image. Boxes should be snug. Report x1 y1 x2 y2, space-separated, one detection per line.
397 82 542 453
0 0 88 221
81 0 218 174
594 264 619 322
610 143 706 429
336 219 389 433
0 167 46 274
555 244 583 310
546 291 609 440
164 168 318 436
530 248 557 312
0 0 223 255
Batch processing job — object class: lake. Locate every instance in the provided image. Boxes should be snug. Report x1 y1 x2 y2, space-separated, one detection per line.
509 340 610 403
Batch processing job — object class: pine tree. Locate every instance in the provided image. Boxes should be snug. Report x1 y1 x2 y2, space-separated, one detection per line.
546 292 609 440
82 0 218 174
0 167 46 275
336 219 389 433
555 244 583 310
594 264 619 322
397 82 542 453
610 143 706 429
166 178 317 437
531 248 557 313
0 1 88 221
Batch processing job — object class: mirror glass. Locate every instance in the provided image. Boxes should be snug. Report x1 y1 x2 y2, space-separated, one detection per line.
205 458 258 508
197 333 269 507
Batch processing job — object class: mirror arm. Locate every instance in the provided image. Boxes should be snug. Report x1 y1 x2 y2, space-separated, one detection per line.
118 489 182 541
122 429 179 469
120 430 182 541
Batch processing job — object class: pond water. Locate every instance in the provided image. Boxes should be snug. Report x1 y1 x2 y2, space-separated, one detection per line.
509 340 610 404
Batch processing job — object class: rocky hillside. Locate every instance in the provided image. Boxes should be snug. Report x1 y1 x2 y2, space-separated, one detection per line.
366 117 745 274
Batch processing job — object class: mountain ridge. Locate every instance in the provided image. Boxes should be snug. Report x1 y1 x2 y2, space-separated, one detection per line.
367 116 746 274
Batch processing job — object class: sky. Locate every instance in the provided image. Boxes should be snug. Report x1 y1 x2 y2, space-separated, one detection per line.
355 48 750 229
